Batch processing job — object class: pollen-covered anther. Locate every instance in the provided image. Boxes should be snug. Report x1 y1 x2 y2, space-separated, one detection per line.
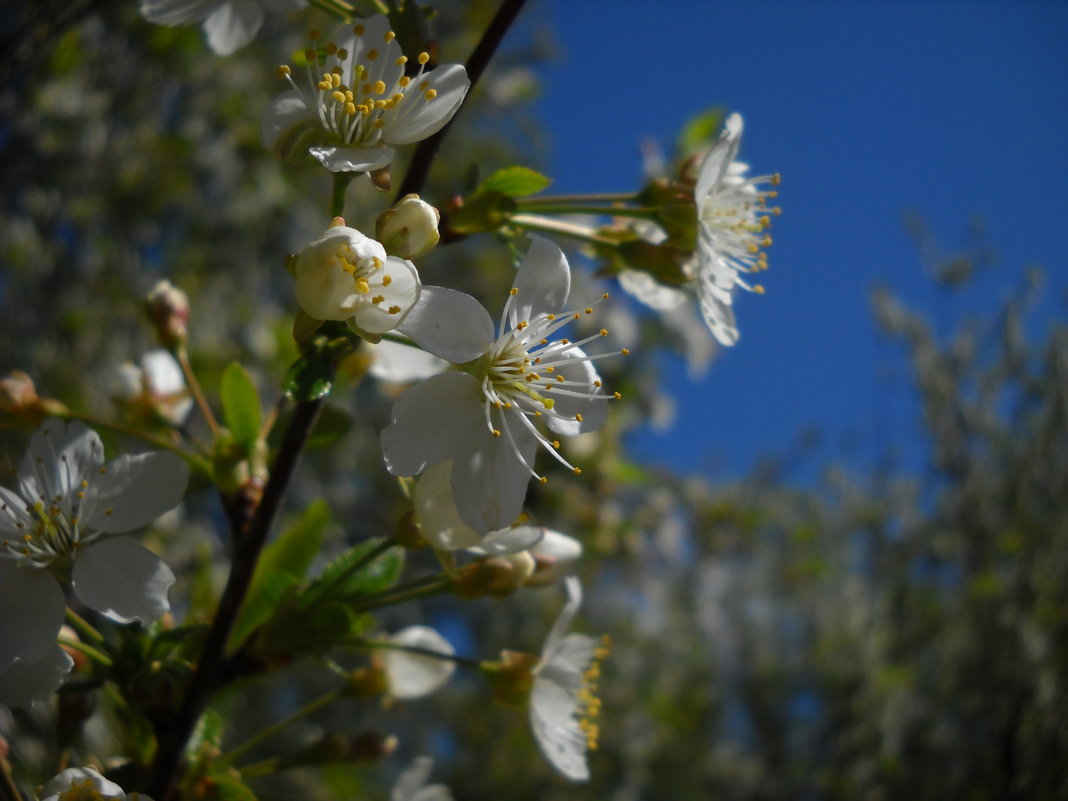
620 348 630 356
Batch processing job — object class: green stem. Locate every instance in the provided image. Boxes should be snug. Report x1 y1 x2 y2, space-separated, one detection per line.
513 203 659 218
357 637 482 670
64 606 105 644
303 537 398 610
216 688 344 769
59 411 210 474
307 0 356 20
331 172 355 219
234 757 282 780
517 192 636 205
177 346 220 436
350 575 451 612
509 214 620 246
57 636 113 668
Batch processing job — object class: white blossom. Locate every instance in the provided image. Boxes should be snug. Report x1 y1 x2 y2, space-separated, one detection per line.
0 420 187 707
530 576 607 781
110 349 193 426
39 766 154 801
262 16 470 173
139 0 305 57
391 756 453 801
691 112 780 345
381 236 620 533
294 221 420 334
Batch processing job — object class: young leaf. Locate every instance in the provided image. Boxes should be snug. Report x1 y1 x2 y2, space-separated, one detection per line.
226 500 331 653
300 538 404 608
476 166 552 198
220 361 262 452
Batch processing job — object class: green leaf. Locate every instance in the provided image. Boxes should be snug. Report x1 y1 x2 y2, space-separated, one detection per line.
206 774 259 801
676 107 725 159
301 538 404 608
226 500 331 653
476 166 552 198
220 362 261 452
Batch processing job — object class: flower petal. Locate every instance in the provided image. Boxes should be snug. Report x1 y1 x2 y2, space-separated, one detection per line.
694 264 740 346
469 524 544 556
86 451 188 533
368 340 447 384
261 89 315 158
413 461 483 551
353 257 421 334
511 235 571 327
0 645 73 709
39 768 126 801
383 64 470 145
138 0 220 25
381 372 484 476
383 626 455 699
397 286 494 363
392 756 453 801
21 419 103 502
203 0 263 56
543 347 606 436
309 145 395 174
0 560 65 671
617 269 687 312
695 112 743 203
450 418 536 533
72 537 175 623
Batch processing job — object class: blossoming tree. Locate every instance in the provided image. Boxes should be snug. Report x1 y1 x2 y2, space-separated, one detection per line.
0 2 779 799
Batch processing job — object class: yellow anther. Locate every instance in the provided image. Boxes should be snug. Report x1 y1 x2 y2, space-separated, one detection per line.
575 413 583 422
337 47 348 60
105 508 113 516
540 338 548 345
584 307 593 314
599 328 608 336
345 102 357 116
621 348 630 356
539 476 548 484
382 274 393 286
399 76 411 87
419 80 429 91
425 89 437 100
517 321 528 330
396 55 408 65
418 52 430 64
309 29 321 40
332 90 346 103
762 235 773 247
771 172 782 185
367 48 378 61
353 24 365 35
373 119 385 128
753 285 766 295
277 64 291 78
388 305 401 314
561 338 570 345
385 30 396 42
307 48 319 63
374 80 386 94
492 429 501 437
573 467 582 475
544 366 554 373
594 380 602 388
325 42 337 55
552 440 561 449
332 72 342 88
613 391 622 400
371 295 385 305
556 375 564 382
602 292 610 299
747 243 759 254
355 278 370 293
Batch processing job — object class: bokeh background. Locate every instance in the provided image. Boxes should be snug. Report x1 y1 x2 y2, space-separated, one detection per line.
1 1 1066 800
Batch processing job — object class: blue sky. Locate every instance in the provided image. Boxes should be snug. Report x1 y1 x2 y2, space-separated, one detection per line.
530 0 1068 478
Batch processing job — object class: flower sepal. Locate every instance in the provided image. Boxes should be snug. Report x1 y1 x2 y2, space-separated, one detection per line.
479 650 539 708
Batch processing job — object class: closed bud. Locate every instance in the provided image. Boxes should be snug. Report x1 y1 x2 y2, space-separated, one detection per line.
145 279 190 347
453 552 536 598
525 529 583 588
376 194 440 259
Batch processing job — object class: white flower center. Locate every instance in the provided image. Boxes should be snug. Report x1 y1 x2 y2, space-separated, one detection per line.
333 243 400 314
278 25 441 149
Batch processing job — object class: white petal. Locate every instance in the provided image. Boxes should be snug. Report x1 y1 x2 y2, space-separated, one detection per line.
383 626 455 699
139 0 220 25
22 419 103 502
72 537 175 624
530 701 589 781
352 257 421 334
694 264 740 346
260 89 313 156
617 269 687 312
309 145 395 174
392 756 453 801
695 112 743 203
511 235 571 327
413 461 483 551
526 529 582 587
469 524 544 556
0 484 33 537
397 286 494 363
381 372 484 476
449 418 536 533
0 645 73 709
368 340 447 384
0 561 65 671
203 0 263 56
141 350 186 395
383 64 470 145
86 451 188 533
40 768 126 801
541 576 583 659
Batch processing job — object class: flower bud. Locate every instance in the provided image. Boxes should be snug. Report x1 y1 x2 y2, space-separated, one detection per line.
453 551 536 598
375 194 440 259
525 529 583 588
109 350 192 427
0 370 67 423
145 279 190 347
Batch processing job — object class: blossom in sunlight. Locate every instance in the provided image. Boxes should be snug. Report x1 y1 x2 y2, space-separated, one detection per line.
110 349 193 426
382 626 456 700
391 756 453 801
0 420 187 706
691 112 781 345
381 236 621 533
262 16 470 174
530 576 608 781
139 0 305 57
294 219 420 335
39 766 154 801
